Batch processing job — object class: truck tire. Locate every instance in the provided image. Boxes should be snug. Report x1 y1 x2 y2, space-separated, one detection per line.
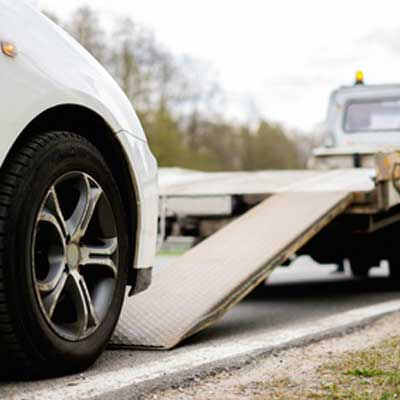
0 132 129 377
349 257 371 278
388 258 400 280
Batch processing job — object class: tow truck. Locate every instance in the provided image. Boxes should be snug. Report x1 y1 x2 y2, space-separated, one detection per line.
111 72 400 349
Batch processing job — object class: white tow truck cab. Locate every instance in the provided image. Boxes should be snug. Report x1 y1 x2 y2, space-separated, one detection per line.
314 72 400 169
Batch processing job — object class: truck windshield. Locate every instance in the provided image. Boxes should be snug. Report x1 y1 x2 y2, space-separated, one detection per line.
344 98 400 133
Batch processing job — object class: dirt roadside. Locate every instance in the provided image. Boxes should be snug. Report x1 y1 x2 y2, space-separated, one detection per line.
146 313 400 400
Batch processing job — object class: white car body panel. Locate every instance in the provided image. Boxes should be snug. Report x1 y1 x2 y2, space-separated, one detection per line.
117 131 158 269
0 1 158 271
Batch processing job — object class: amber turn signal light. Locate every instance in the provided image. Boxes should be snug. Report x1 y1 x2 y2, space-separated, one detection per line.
1 41 17 58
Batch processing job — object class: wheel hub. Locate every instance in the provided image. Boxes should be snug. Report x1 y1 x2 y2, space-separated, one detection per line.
66 243 81 270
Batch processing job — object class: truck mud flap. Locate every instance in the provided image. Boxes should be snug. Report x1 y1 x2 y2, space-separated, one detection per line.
110 191 352 350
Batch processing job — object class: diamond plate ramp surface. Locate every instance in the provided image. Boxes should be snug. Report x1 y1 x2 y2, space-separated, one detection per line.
111 191 352 349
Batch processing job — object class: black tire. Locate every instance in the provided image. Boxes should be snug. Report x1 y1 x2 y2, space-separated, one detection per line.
0 132 129 377
388 258 400 280
349 257 371 278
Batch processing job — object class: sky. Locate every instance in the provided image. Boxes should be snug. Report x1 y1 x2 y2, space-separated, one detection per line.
40 0 400 132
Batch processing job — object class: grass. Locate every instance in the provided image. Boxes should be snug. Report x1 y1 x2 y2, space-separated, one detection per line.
346 368 385 378
234 337 400 400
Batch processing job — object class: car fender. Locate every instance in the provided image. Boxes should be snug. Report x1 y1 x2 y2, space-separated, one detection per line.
0 0 147 163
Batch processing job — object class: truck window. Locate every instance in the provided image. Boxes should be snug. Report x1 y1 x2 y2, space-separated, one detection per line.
344 99 400 133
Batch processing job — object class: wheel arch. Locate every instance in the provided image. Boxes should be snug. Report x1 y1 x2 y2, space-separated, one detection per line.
9 104 139 286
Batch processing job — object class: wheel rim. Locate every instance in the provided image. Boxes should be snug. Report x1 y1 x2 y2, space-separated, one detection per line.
32 172 119 341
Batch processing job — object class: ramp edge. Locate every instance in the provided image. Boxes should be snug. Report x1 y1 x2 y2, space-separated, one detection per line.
111 191 353 350
184 192 353 342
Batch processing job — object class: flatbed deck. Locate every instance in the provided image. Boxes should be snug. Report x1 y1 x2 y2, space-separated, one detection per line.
159 168 375 196
111 151 400 350
159 151 400 218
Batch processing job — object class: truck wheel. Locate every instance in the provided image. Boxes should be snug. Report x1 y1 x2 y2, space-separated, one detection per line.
388 258 400 280
0 132 129 377
349 257 371 278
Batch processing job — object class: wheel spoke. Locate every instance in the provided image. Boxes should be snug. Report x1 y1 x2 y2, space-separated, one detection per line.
80 238 118 278
68 271 99 338
68 272 88 337
46 186 68 237
41 272 68 319
79 276 99 329
67 175 102 242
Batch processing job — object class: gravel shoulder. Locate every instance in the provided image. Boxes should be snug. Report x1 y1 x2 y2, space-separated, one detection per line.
149 313 400 400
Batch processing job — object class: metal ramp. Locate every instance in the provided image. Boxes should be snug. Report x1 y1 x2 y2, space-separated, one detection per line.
111 191 352 349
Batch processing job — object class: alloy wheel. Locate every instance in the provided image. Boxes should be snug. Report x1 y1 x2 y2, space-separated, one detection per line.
32 172 119 341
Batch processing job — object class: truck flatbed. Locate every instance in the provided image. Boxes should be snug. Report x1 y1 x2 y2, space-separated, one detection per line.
159 168 375 196
111 152 400 349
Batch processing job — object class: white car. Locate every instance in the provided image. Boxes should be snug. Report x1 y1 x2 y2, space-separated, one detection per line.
0 1 158 376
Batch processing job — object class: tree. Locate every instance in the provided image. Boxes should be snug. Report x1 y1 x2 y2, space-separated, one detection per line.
52 7 307 172
65 7 106 63
240 121 300 170
144 107 186 167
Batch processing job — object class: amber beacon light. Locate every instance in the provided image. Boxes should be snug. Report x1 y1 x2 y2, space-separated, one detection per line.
1 41 17 57
355 70 364 85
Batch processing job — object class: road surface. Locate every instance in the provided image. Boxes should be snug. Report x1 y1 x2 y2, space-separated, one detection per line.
1 256 399 399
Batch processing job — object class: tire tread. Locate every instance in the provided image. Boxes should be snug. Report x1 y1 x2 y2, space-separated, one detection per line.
0 131 99 373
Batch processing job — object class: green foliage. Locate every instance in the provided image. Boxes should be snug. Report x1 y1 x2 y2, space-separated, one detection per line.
49 6 308 171
240 121 300 170
347 368 385 378
142 107 185 167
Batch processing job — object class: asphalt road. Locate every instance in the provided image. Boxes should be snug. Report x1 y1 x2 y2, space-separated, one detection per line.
1 256 399 399
153 255 399 344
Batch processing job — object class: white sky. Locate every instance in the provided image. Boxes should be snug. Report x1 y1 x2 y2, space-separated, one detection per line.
40 0 400 131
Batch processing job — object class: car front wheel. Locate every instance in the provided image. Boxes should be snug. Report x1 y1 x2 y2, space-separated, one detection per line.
0 131 129 377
